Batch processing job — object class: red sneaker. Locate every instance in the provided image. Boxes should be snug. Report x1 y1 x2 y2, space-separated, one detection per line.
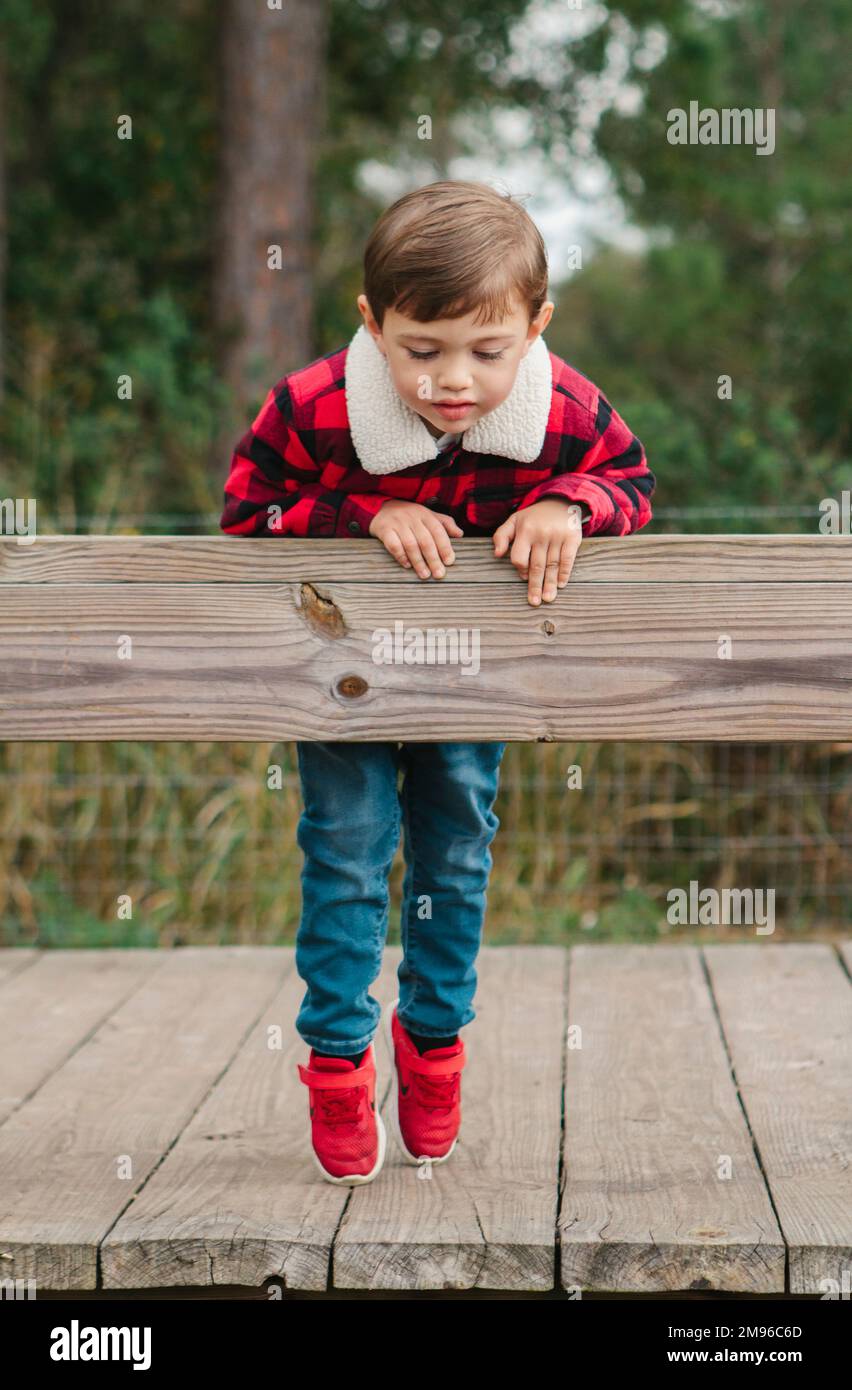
297 1044 386 1185
382 999 466 1174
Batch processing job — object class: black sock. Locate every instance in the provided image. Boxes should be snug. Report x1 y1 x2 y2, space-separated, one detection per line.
314 1048 368 1066
313 1032 459 1062
407 1030 459 1054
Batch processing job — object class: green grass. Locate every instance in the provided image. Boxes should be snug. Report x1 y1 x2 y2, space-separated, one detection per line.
1 740 849 945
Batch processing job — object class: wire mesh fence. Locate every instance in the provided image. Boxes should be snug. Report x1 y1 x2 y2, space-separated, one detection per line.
2 739 851 946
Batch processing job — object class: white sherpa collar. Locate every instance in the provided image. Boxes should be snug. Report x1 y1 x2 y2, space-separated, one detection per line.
344 324 553 475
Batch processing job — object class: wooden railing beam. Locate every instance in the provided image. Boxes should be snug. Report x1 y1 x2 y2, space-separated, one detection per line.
2 535 851 742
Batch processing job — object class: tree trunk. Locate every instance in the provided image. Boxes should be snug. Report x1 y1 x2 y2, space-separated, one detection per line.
213 0 329 449
0 44 7 410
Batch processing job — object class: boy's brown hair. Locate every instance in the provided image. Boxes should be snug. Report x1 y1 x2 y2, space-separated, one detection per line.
363 180 549 330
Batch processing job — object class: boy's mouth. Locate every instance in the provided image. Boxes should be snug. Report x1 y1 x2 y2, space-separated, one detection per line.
433 401 476 421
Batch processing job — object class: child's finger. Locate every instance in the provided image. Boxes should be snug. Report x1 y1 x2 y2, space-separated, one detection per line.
557 541 576 587
412 522 449 578
524 539 549 605
493 517 516 556
424 518 457 566
381 529 412 567
510 533 531 579
399 532 431 578
541 541 563 601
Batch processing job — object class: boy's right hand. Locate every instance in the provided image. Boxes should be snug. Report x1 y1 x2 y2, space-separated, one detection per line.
368 500 464 579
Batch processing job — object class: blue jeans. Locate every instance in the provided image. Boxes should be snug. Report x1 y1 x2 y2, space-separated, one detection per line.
294 739 508 1056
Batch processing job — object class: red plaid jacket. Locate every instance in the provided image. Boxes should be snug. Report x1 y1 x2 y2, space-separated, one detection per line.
219 329 655 540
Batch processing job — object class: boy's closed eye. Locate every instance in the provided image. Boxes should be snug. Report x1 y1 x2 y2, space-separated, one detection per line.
404 348 506 362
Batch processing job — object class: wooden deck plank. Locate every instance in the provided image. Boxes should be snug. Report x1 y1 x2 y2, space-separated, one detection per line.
332 947 564 1292
102 947 564 1293
1 943 847 1294
559 944 785 1294
3 581 852 742
0 947 291 1289
0 948 40 986
704 943 852 1295
4 533 852 585
101 951 343 1292
0 949 165 1125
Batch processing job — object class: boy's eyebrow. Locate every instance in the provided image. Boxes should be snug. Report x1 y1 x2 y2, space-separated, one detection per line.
396 330 516 346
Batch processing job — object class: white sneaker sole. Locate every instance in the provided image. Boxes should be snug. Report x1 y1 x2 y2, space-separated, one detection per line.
381 997 458 1169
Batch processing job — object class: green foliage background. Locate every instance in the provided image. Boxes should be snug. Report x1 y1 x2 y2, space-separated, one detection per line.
2 1 851 943
2 0 849 532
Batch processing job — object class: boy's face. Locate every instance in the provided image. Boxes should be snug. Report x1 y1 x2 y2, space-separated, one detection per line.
357 293 554 441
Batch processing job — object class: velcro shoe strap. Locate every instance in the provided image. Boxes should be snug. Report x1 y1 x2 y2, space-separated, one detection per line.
403 1050 466 1077
297 1062 370 1088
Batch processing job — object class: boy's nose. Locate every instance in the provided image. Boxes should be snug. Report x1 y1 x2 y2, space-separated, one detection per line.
437 378 473 393
435 359 473 388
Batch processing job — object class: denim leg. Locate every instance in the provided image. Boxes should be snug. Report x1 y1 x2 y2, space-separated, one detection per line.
396 741 507 1038
293 740 403 1055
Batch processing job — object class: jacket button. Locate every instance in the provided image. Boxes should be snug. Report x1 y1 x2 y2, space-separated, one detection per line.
347 520 362 534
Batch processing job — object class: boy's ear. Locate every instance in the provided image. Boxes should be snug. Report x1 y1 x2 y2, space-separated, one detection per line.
533 301 555 335
357 294 380 337
520 300 554 355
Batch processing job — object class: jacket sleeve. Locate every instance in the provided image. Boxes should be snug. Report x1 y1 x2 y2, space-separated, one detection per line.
219 380 388 538
515 391 655 536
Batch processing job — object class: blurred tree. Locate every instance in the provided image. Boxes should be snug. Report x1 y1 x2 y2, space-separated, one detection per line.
213 0 330 429
0 0 848 535
0 45 6 408
519 0 852 463
316 0 541 351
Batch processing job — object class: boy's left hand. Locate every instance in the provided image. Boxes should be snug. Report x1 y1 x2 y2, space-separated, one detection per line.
492 499 584 605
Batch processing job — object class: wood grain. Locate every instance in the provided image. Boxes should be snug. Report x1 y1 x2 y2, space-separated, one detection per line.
559 944 785 1293
4 534 852 584
101 955 345 1292
0 949 164 1125
704 943 852 1295
2 570 852 740
0 947 40 986
332 947 564 1292
0 947 292 1288
1 943 849 1293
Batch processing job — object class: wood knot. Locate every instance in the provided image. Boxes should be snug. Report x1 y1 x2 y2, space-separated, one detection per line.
336 675 368 699
542 619 556 635
298 582 347 638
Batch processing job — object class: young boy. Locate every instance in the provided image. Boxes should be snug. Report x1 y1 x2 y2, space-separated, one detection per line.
220 180 655 1186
